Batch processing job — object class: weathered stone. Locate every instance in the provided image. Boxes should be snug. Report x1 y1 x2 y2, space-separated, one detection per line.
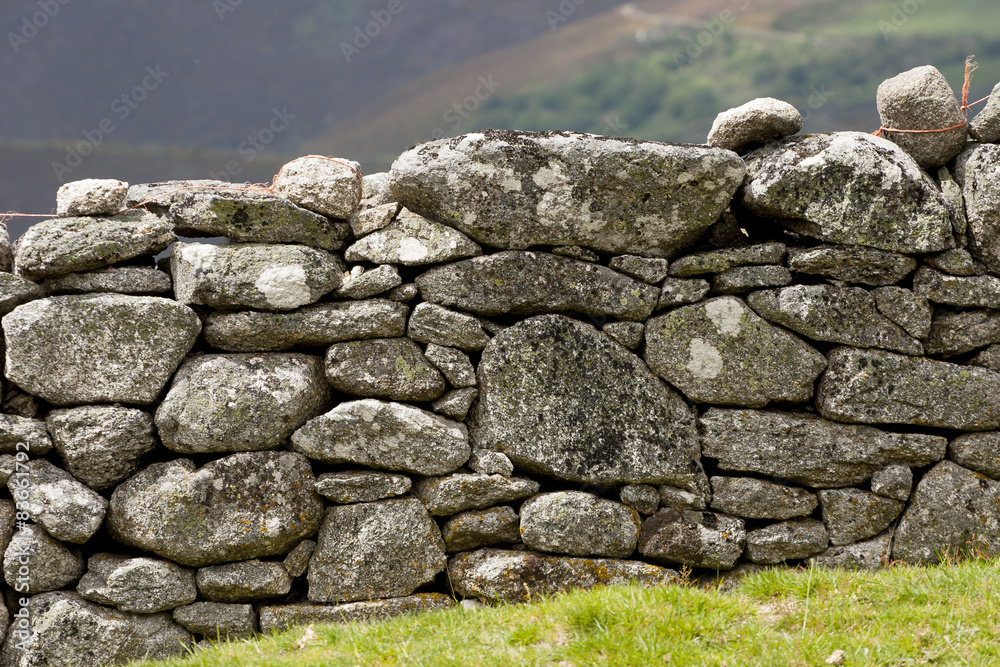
390 130 744 257
14 211 174 281
388 282 419 302
2 389 38 419
638 509 746 570
325 338 445 401
0 273 44 316
0 415 52 455
467 450 514 477
0 226 10 272
314 471 412 504
949 432 1000 479
813 531 892 571
3 294 199 405
787 245 917 287
608 255 669 284
939 166 968 241
707 97 803 154
155 353 331 454
471 315 705 489
259 594 454 634
0 500 15 555
442 506 521 552
449 548 677 603
711 265 792 294
701 408 947 487
745 519 828 564
747 284 922 354
913 266 1000 308
77 554 197 613
332 265 402 299
620 485 661 514
603 321 643 349
670 243 786 277
46 405 157 491
0 592 192 666
359 172 395 209
552 245 600 262
42 267 172 296
4 525 83 594
203 299 408 352
520 492 641 559
412 473 539 516
172 242 345 311
645 297 826 407
870 465 913 501
197 560 292 602
818 488 904 546
742 132 954 254
423 344 476 388
56 178 128 216
893 461 1000 563
416 251 659 321
816 347 1000 431
658 485 707 511
872 287 933 340
308 498 446 603
282 540 316 578
658 277 710 309
925 249 979 276
349 202 398 237
8 459 107 543
173 602 257 641
292 399 468 475
107 452 323 567
431 387 478 421
407 302 489 351
926 310 1000 357
272 155 362 219
709 477 817 520
876 65 967 168
969 80 1000 143
955 144 1000 272
346 208 482 265
972 345 1000 372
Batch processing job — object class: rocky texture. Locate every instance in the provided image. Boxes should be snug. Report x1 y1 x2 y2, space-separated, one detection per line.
325 338 445 401
620 484 661 515
2 294 200 405
669 242 786 277
350 202 397 237
603 321 643 349
292 399 468 475
272 155 362 219
873 287 933 340
742 132 954 254
659 277 711 308
638 509 746 569
333 264 402 299
0 415 53 455
76 554 197 613
173 602 257 641
645 297 827 407
42 266 172 296
786 245 917 287
282 540 316 578
431 387 478 421
467 450 514 477
816 347 1000 430
0 273 44 316
813 531 893 571
407 302 490 351
926 248 979 276
608 255 669 284
390 130 745 257
709 477 817 520
818 488 904 546
471 315 704 489
416 251 659 321
701 408 947 487
948 432 1000 479
346 208 482 265
423 344 477 387
259 594 455 633
8 459 108 543
442 506 521 552
711 265 791 294
659 485 708 511
56 178 128 216
107 452 323 567
707 97 803 154
913 266 1000 308
925 310 1000 357
155 353 331 453
449 548 677 603
955 144 1000 272
196 560 292 602
870 465 913 501
412 473 539 516
4 525 84 594
519 492 641 558
744 519 828 564
314 471 412 504
969 81 1000 143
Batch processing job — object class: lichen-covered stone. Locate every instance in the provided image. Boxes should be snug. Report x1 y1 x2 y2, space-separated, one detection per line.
196 560 292 602
293 399 468 475
972 345 1000 373
872 287 933 340
314 471 412 504
155 353 331 454
603 321 643 349
387 282 419 302
925 248 979 276
282 540 316 578
638 509 746 570
14 211 174 281
56 178 128 216
3 525 83 594
171 242 344 311
431 387 478 421
893 461 1000 563
259 594 454 634
423 344 476 388
332 265 401 299
390 130 744 257
552 245 600 262
173 602 257 641
0 415 52 455
620 485 661 514
954 144 1000 272
471 314 705 489
467 450 514 477
46 405 157 491
346 208 482 265
42 267 172 296
870 465 913 501
707 97 802 154
701 408 947 487
818 488 904 546
745 519 828 564
817 347 1000 431
709 476 817 520
668 242 786 277
77 554 197 613
711 265 792 294
645 297 827 407
272 155 362 219
813 531 892 571
608 255 669 284
969 80 1000 143
949 432 1000 479
449 548 677 603
520 492 641 559
939 166 969 241
350 202 398 237
742 132 954 253
412 473 539 516
2 294 200 405
416 251 659 321
203 299 408 352
107 452 323 567
658 485 708 511
0 273 44 316
407 302 489 351
786 245 917 286
442 506 521 552
325 338 445 401
659 277 711 308
926 310 1000 357
308 498 447 603
913 266 1000 309
7 459 107 543
747 284 922 354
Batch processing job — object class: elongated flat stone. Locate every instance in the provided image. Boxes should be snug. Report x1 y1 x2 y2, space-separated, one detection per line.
669 242 786 277
786 245 917 286
912 266 1000 308
345 208 482 265
259 594 454 634
325 338 445 401
638 508 746 570
519 492 641 559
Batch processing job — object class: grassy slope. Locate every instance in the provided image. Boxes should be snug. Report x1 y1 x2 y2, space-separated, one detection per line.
140 559 1000 667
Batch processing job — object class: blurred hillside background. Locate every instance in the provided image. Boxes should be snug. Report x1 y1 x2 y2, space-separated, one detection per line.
2 0 999 240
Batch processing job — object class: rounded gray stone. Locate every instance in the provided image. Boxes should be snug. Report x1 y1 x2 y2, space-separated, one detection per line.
872 287 932 340
431 387 478 421
332 264 402 299
77 554 197 613
707 97 802 154
745 518 828 564
7 459 108 544
669 242 786 277
818 488 904 546
870 465 913 501
709 476 817 520
949 432 1000 479
3 525 83 594
620 484 661 515
272 155 363 219
442 506 521 553
412 473 539 516
711 265 792 295
637 509 746 570
0 273 44 317
608 255 670 284
56 178 128 216
196 560 292 602
813 531 892 572
520 491 640 558
325 338 445 401
913 266 1000 308
407 302 490 352
423 344 476 388
925 310 1000 357
173 602 257 641
345 208 482 265
282 539 316 578
969 80 1000 143
0 415 52 455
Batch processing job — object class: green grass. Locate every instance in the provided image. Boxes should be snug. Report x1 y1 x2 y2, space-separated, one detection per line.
138 558 1000 667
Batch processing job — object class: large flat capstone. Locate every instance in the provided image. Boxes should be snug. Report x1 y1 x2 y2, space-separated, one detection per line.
469 314 705 490
2 294 200 406
390 130 745 258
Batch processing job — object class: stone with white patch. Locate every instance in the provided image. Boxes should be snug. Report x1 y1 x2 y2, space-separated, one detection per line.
345 208 482 265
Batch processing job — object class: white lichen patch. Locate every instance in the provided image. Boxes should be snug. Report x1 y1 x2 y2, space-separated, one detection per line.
705 298 744 336
254 265 311 310
777 285 816 320
686 338 724 380
397 238 430 263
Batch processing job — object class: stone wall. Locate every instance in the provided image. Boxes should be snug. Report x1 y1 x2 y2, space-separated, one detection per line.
1 96 1000 664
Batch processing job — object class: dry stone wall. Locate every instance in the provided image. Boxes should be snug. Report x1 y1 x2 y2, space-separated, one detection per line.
1 69 1000 664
